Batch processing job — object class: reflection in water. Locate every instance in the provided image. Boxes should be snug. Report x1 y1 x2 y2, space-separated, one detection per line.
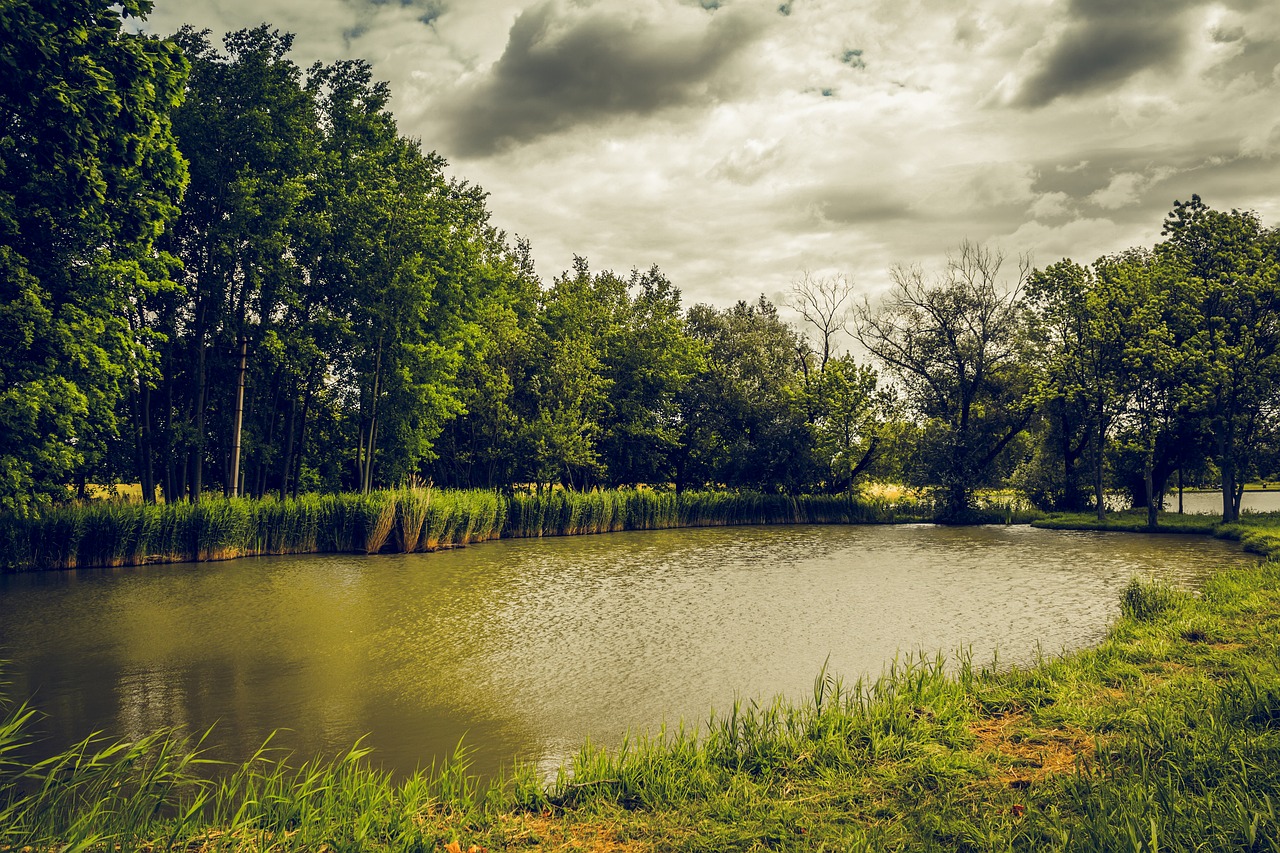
0 524 1257 778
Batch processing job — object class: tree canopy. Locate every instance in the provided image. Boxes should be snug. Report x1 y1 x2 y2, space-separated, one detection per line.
3 6 1278 524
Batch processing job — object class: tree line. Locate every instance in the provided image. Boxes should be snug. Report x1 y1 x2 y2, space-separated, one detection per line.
3 2 1279 525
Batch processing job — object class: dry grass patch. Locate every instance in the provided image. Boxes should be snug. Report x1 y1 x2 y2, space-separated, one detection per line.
968 712 1096 787
492 814 646 853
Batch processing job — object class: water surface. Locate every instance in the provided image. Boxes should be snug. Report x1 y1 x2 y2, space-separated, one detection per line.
1174 489 1280 515
0 524 1255 778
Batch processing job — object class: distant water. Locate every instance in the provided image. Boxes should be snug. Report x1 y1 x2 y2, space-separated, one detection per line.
0 524 1256 778
1170 489 1280 515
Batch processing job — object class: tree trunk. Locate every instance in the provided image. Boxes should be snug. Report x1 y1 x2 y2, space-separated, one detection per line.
1094 400 1106 522
190 337 206 503
360 344 383 494
1144 449 1157 530
292 381 313 499
162 341 176 502
279 386 299 500
229 336 248 498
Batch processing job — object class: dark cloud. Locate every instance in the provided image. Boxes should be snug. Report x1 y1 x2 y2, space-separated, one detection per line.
1012 0 1200 108
441 1 767 157
1030 141 1238 201
794 185 913 226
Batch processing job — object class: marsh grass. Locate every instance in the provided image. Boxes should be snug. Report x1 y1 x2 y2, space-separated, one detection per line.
1 488 939 572
395 487 431 553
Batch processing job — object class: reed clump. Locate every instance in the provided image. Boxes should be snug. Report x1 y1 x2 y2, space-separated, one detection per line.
0 487 933 572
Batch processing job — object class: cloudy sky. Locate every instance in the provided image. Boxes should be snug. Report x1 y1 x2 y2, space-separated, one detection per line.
141 0 1280 307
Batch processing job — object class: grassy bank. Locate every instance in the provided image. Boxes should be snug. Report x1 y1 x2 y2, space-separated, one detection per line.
4 527 1280 850
0 487 973 572
1034 509 1280 562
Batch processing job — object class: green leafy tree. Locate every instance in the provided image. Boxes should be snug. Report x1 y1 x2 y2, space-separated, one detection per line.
678 297 811 492
1160 195 1280 522
806 356 896 494
157 25 318 502
1102 249 1208 528
309 60 491 491
0 0 187 510
520 257 617 490
429 238 541 490
1024 259 1132 515
598 266 705 487
855 242 1037 519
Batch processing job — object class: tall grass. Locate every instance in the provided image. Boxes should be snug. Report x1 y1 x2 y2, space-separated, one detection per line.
1 487 934 572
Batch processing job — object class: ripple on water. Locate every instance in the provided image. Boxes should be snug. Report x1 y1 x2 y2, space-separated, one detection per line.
0 524 1257 778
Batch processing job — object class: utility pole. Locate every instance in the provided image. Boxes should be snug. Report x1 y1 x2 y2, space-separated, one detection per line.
229 336 248 498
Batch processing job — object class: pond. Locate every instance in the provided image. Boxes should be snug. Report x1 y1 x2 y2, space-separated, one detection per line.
1172 489 1280 515
0 524 1257 779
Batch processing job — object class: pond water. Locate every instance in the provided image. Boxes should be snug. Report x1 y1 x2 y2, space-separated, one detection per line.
1173 489 1280 515
0 524 1256 779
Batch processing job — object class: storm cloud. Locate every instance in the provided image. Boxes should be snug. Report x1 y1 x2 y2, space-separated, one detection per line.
1011 0 1200 107
440 0 768 156
140 0 1280 309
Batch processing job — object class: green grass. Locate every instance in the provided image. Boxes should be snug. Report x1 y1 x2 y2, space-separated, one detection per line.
5 521 1280 850
1033 510 1222 534
1034 510 1280 563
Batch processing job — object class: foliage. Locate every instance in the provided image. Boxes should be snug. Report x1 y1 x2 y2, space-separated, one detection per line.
0 0 188 511
855 242 1038 519
6 7 1280 543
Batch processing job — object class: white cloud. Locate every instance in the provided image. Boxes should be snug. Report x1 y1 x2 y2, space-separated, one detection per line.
1028 191 1072 219
143 0 1280 307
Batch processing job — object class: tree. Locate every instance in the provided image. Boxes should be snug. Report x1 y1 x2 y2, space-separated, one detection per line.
519 257 617 490
309 59 491 492
0 0 187 510
1101 249 1207 528
158 25 318 502
678 297 811 492
429 238 541 490
1160 195 1280 522
1025 259 1129 516
855 242 1037 519
788 271 856 373
597 266 704 487
805 356 896 494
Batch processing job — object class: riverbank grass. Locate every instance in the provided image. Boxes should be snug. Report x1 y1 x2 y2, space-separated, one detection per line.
4 531 1280 850
0 488 954 572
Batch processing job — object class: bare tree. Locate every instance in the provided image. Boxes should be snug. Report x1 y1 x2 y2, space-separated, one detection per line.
789 271 857 372
854 241 1037 519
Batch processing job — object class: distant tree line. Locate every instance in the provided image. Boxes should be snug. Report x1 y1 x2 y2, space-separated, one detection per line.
3 2 1279 525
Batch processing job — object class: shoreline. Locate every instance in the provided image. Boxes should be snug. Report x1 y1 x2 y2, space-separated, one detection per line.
0 487 1013 574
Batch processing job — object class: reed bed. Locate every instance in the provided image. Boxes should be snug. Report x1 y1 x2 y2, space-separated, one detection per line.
0 487 932 572
0 489 508 572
